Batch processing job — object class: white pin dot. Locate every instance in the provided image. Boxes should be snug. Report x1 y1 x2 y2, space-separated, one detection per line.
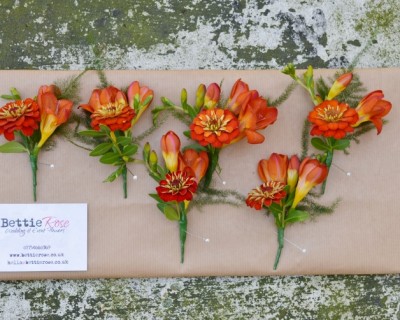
132 175 138 180
274 231 307 253
185 230 210 243
222 181 227 185
39 162 55 169
332 163 351 177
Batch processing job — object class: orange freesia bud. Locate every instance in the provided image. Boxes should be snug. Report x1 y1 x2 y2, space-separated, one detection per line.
258 153 288 183
37 90 73 148
327 73 353 100
181 149 209 182
292 158 328 208
352 90 392 134
80 86 134 132
237 97 278 144
226 79 250 114
161 131 181 172
127 81 154 126
287 155 300 193
203 83 220 109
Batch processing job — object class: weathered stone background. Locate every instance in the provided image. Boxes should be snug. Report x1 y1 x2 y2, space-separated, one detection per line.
1 0 399 319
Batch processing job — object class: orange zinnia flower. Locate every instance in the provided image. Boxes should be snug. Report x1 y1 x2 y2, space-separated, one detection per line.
258 153 288 184
190 108 240 148
246 181 287 210
352 90 392 134
80 86 135 131
37 86 73 148
292 158 328 208
308 100 359 140
156 169 198 202
0 98 40 141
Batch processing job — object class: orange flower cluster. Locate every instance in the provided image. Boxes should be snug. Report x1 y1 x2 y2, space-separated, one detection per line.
80 82 154 132
157 131 209 202
0 85 73 144
246 153 328 210
308 73 392 139
190 80 277 148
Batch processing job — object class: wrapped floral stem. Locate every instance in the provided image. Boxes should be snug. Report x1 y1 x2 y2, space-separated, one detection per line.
29 150 39 201
179 207 188 264
282 64 392 194
274 227 284 270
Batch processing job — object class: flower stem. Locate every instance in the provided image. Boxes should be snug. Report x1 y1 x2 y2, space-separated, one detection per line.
179 212 187 264
29 153 38 202
273 227 285 270
203 148 220 189
321 149 333 194
122 165 127 199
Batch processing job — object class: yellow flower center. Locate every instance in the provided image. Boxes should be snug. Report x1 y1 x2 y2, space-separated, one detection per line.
317 104 344 122
201 111 230 135
0 102 28 119
249 181 286 201
94 102 126 119
165 172 193 194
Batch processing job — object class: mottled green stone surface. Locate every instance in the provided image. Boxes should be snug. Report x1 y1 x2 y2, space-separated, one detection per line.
1 0 400 319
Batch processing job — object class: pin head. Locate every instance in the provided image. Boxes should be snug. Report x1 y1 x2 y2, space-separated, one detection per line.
346 172 351 177
222 181 226 185
132 175 138 180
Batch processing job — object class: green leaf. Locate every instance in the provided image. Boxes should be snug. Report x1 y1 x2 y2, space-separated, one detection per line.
0 95 16 100
269 202 282 216
182 143 207 152
149 193 162 203
285 209 309 224
183 130 191 138
99 152 121 164
99 124 111 134
311 137 331 151
10 88 21 100
103 166 124 182
333 139 350 150
79 130 106 138
117 136 132 147
163 204 180 221
0 141 27 153
123 144 138 157
89 142 113 156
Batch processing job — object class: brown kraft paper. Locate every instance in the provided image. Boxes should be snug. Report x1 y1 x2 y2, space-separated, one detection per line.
0 69 398 279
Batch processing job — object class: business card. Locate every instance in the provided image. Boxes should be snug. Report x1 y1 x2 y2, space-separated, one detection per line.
0 203 87 272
